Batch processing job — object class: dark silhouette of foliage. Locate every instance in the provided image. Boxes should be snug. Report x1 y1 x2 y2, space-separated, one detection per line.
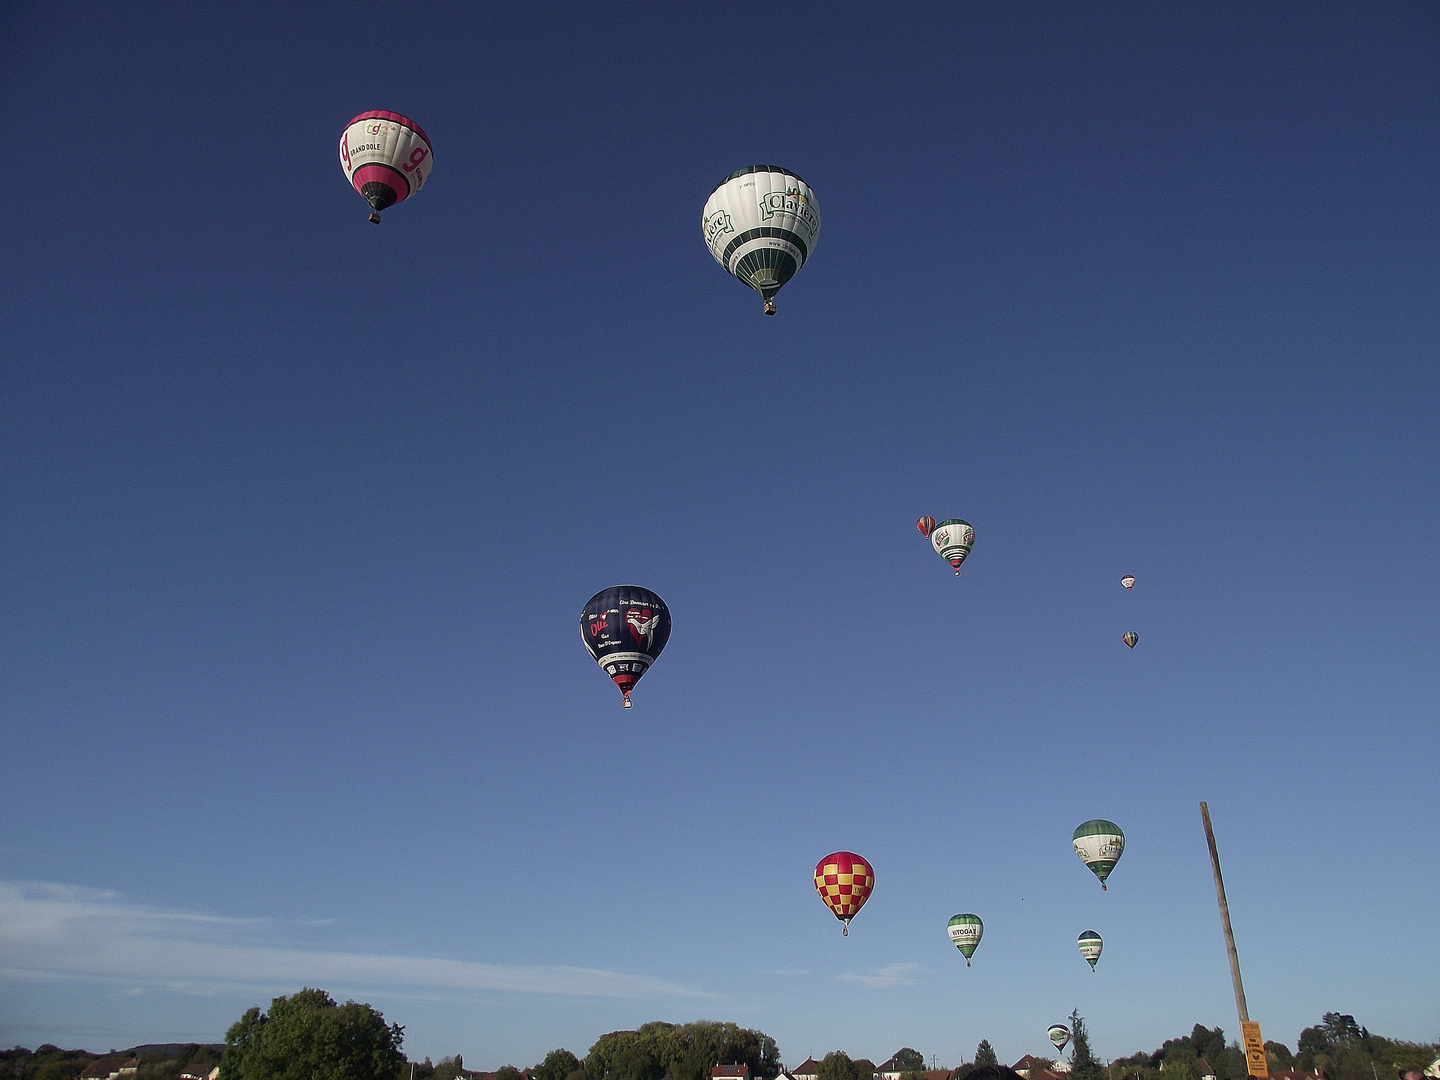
1069 1011 1105 1080
585 1022 778 1080
533 1051 582 1080
222 988 405 1080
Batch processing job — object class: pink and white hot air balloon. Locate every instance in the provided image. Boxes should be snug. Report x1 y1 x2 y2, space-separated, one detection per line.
339 111 433 224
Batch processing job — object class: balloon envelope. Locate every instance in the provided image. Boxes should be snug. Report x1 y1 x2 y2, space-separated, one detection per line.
338 111 432 221
580 585 671 707
1048 1026 1071 1053
1073 819 1125 888
947 913 983 965
1078 929 1103 969
931 519 975 575
1121 575 1136 590
1123 631 1138 649
814 851 874 934
916 516 936 538
703 166 820 314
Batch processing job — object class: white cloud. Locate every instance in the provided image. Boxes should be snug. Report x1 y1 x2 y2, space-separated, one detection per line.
0 881 712 1001
835 963 920 989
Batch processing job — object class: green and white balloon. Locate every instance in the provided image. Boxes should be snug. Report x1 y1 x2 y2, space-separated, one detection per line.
1048 1026 1071 1054
931 519 975 576
703 166 820 315
947 913 983 966
1078 929 1103 970
1073 819 1125 890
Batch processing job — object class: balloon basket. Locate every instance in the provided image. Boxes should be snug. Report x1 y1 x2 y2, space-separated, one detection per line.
622 696 632 708
368 211 381 224
763 299 776 316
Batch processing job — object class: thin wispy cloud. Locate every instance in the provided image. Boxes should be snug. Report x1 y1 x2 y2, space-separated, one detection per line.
835 963 921 989
0 881 712 1000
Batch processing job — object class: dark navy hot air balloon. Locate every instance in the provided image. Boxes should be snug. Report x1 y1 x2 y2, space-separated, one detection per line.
580 586 671 708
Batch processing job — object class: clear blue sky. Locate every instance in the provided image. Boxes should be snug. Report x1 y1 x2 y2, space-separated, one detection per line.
2 1 1437 1070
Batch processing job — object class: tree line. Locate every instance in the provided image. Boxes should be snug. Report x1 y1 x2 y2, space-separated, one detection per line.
8 990 1436 1080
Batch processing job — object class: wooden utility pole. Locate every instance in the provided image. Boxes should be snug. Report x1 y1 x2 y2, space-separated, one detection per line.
1200 801 1269 1079
1200 800 1249 1022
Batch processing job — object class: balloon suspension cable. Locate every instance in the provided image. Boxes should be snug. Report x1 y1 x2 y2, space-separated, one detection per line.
368 211 382 225
763 299 776 316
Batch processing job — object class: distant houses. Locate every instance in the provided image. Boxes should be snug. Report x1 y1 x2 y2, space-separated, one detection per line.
79 1058 140 1080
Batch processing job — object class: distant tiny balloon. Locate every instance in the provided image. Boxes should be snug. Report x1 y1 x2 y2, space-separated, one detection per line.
916 516 936 539
1078 929 1103 970
1121 575 1136 590
1123 631 1138 649
1048 1026 1071 1054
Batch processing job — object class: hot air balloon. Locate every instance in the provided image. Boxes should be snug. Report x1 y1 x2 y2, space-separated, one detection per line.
1121 575 1136 590
339 111 433 224
1073 819 1125 890
703 166 820 315
579 586 671 708
947 913 983 966
1078 929 1103 970
931 519 975 575
1123 631 1138 649
917 516 936 539
1048 1026 1071 1055
814 851 873 935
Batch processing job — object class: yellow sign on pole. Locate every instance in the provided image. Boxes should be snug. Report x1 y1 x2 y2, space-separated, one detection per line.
1241 1021 1269 1079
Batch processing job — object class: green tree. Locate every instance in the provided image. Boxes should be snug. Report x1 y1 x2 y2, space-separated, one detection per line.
222 988 405 1080
1263 1045 1293 1071
494 1068 524 1080
1024 1060 1056 1080
534 1051 583 1080
1070 1012 1105 1080
586 1023 778 1080
816 1053 868 1080
974 1044 998 1070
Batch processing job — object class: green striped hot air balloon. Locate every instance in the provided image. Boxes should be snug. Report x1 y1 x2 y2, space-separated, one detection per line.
1078 929 1103 970
931 519 975 576
947 913 983 965
1073 819 1125 890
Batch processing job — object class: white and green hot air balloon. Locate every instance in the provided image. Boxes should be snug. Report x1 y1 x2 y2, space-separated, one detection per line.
931 519 975 576
1078 929 1103 970
703 166 820 315
1048 1026 1071 1055
1073 818 1125 890
947 913 983 966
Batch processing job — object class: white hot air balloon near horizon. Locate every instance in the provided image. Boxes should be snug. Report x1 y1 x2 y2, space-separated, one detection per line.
1048 1026 1071 1055
703 166 820 315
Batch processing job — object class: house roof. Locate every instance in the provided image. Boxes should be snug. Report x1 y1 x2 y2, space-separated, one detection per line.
1196 1060 1215 1077
1013 1058 1048 1072
793 1061 821 1077
712 1069 751 1079
80 1058 140 1079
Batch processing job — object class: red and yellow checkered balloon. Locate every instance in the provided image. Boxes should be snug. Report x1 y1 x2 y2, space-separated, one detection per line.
814 851 874 935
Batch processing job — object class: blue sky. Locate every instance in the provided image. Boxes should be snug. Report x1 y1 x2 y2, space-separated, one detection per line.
2 0 1437 1070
